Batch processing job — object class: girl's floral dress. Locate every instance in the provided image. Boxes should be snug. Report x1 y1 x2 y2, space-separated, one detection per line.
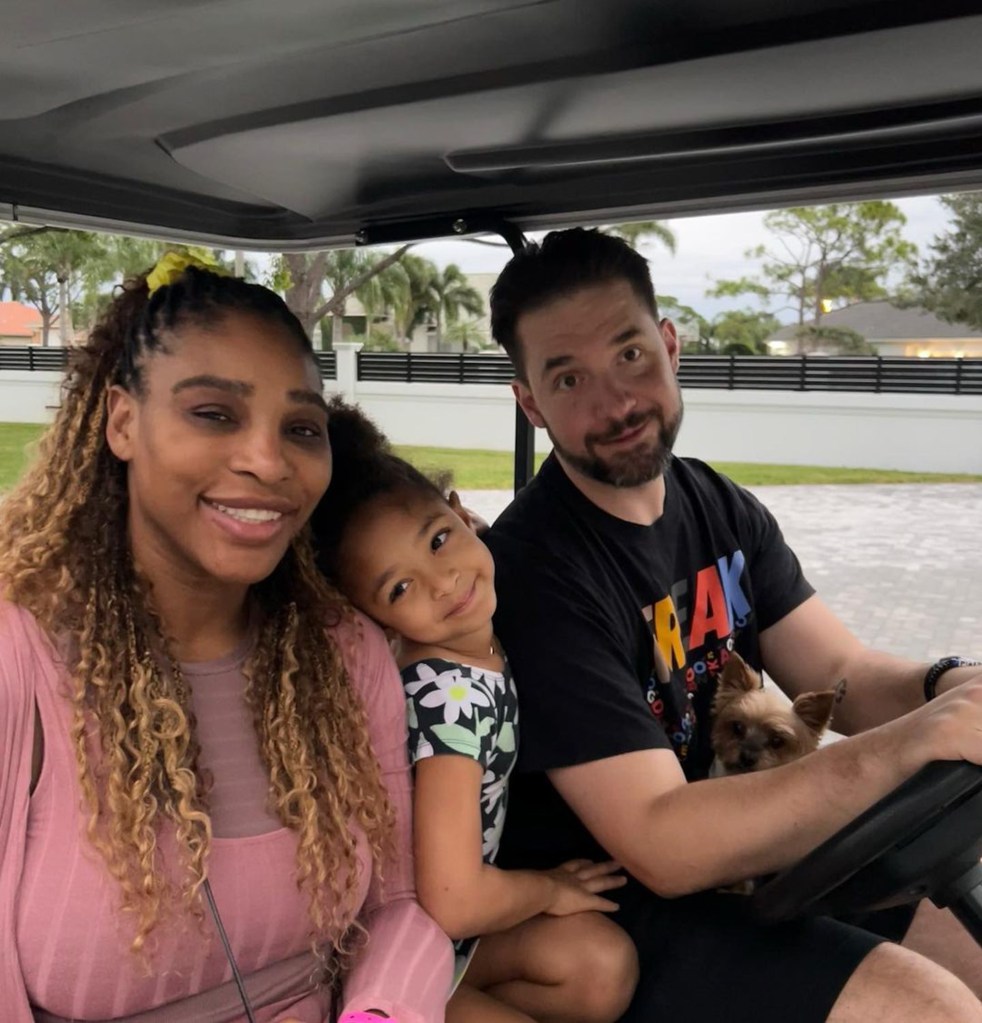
401 657 520 982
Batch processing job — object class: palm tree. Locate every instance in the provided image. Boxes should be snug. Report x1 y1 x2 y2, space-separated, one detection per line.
444 318 487 351
390 254 440 344
321 249 392 347
605 220 677 255
430 264 484 348
357 259 410 340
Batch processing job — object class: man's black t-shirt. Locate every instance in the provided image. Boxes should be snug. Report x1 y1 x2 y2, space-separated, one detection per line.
485 452 814 870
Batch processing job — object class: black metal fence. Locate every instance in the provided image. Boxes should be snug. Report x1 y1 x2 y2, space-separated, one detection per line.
0 345 339 379
314 351 337 379
357 351 982 395
4 347 981 395
0 346 71 371
358 351 514 384
677 355 982 394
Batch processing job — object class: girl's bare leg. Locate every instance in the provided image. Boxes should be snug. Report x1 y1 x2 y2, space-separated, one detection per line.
447 982 537 1023
462 912 638 1023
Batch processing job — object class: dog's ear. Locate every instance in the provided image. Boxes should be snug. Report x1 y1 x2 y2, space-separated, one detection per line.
792 690 837 735
718 651 758 693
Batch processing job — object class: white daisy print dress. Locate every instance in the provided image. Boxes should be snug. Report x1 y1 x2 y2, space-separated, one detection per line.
401 657 519 983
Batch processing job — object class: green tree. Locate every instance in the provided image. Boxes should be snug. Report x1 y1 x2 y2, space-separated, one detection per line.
605 220 677 255
0 229 108 344
357 320 403 352
390 253 441 344
790 325 875 355
351 259 407 347
469 220 677 256
910 192 982 329
71 238 245 331
444 318 488 351
429 264 484 348
710 309 781 355
0 224 58 247
657 294 712 353
274 246 411 344
708 202 916 352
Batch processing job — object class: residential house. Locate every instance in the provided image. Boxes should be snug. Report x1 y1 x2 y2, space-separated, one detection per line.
767 300 982 357
0 301 41 346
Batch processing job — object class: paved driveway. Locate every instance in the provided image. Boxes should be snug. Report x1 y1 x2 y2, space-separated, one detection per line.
460 483 982 661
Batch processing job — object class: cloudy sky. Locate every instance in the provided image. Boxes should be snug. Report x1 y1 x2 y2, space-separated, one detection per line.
406 193 952 324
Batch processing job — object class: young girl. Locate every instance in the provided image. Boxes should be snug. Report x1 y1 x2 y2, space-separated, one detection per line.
312 401 639 1023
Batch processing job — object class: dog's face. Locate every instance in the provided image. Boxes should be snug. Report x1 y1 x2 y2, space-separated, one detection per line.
710 652 837 774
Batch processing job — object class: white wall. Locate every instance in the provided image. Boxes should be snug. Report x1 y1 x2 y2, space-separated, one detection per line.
7 365 982 474
332 381 555 456
671 390 982 475
333 380 982 474
0 371 62 423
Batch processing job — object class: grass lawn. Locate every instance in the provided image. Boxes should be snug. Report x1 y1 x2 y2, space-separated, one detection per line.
0 423 45 493
395 445 982 490
1 425 980 492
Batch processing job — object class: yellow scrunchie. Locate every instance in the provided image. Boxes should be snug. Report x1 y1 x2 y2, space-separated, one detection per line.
146 251 232 296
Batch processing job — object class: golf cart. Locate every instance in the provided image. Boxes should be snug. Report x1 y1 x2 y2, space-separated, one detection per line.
3 0 982 942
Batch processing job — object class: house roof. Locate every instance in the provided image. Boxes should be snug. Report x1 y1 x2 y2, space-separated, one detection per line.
0 301 41 338
769 300 982 341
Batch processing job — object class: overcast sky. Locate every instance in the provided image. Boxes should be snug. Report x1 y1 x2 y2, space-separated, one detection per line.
404 193 952 324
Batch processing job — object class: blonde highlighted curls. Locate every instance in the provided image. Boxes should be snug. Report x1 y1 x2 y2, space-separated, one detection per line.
0 268 393 956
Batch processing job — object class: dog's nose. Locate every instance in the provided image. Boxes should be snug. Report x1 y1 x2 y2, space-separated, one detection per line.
739 750 758 770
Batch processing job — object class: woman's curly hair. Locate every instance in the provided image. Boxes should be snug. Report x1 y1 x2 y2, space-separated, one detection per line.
0 265 392 957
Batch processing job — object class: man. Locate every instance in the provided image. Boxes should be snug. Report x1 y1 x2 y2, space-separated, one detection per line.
484 228 982 1023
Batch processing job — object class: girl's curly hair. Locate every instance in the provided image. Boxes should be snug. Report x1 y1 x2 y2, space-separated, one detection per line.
0 265 392 957
311 397 449 583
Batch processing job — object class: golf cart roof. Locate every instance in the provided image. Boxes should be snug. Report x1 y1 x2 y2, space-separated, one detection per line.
3 1 982 249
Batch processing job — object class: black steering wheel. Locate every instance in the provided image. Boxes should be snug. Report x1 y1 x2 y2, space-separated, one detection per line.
752 761 982 946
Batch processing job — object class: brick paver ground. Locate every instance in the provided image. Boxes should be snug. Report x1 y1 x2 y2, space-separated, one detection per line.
460 483 982 661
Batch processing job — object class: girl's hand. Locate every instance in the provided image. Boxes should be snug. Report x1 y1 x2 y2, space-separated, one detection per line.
542 858 627 916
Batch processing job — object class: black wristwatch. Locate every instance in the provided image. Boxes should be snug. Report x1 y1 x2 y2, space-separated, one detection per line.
924 656 982 703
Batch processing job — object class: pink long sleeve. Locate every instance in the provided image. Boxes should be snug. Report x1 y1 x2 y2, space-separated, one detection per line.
0 603 50 1022
340 616 453 1023
4 601 450 1023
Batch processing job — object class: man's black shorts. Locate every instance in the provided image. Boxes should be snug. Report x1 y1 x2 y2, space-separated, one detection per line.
612 881 917 1023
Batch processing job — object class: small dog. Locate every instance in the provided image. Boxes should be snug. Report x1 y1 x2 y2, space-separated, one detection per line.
709 651 840 778
709 652 842 895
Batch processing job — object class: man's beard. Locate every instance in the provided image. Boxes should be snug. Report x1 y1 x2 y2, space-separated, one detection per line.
547 395 684 488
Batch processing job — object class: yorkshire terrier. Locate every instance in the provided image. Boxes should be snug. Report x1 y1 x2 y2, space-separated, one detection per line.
709 651 841 778
709 652 842 895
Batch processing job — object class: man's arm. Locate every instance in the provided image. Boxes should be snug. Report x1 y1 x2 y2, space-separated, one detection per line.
550 673 982 898
759 594 982 734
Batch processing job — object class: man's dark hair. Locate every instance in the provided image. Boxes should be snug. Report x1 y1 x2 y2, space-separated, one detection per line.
490 228 659 379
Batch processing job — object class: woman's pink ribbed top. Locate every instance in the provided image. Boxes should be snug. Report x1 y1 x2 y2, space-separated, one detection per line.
0 601 452 1023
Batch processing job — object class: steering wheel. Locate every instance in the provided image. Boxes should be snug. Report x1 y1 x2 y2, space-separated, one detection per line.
752 761 982 946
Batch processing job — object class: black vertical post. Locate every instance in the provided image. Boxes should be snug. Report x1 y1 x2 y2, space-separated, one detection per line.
514 405 535 493
490 219 532 494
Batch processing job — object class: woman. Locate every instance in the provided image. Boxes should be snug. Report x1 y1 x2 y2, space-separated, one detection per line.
0 254 452 1022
